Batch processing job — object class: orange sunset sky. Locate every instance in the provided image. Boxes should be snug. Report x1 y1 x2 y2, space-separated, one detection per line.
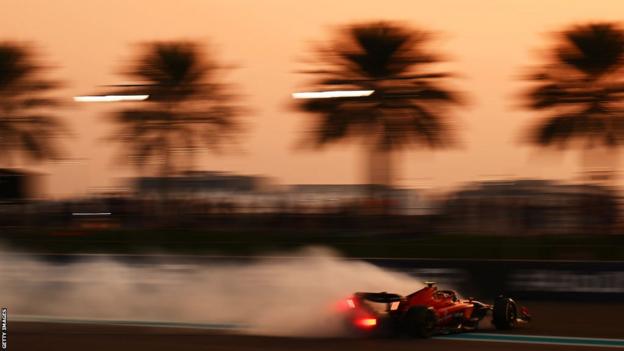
3 0 624 198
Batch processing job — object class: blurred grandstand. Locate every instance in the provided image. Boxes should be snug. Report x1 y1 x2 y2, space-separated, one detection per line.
0 169 620 237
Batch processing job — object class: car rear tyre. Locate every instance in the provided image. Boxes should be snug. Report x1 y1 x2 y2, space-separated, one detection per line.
493 297 517 330
404 307 437 338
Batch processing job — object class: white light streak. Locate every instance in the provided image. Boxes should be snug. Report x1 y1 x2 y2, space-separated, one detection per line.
72 212 112 216
74 95 149 102
291 90 374 99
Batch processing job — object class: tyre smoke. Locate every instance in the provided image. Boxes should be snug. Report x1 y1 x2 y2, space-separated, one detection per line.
0 247 423 336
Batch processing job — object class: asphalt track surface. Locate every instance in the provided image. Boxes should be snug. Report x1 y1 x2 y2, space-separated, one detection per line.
10 302 624 351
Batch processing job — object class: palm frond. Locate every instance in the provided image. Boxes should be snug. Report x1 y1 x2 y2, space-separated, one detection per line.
0 42 67 164
109 41 242 175
525 22 624 148
297 22 461 151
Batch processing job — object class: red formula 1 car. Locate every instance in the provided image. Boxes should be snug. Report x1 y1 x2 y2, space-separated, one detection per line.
341 282 531 337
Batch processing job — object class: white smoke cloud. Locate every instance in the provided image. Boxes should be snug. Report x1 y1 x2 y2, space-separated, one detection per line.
0 246 423 336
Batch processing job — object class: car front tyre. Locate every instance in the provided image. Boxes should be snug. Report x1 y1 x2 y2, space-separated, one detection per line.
493 296 517 330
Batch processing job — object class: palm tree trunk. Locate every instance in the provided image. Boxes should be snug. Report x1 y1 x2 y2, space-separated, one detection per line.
363 140 394 214
160 138 173 201
365 144 393 188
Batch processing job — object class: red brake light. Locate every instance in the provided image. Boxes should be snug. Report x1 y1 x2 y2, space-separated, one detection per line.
356 318 377 328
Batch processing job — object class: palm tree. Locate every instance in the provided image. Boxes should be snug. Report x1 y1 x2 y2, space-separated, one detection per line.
109 41 241 178
0 43 66 166
296 22 462 189
524 23 624 181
